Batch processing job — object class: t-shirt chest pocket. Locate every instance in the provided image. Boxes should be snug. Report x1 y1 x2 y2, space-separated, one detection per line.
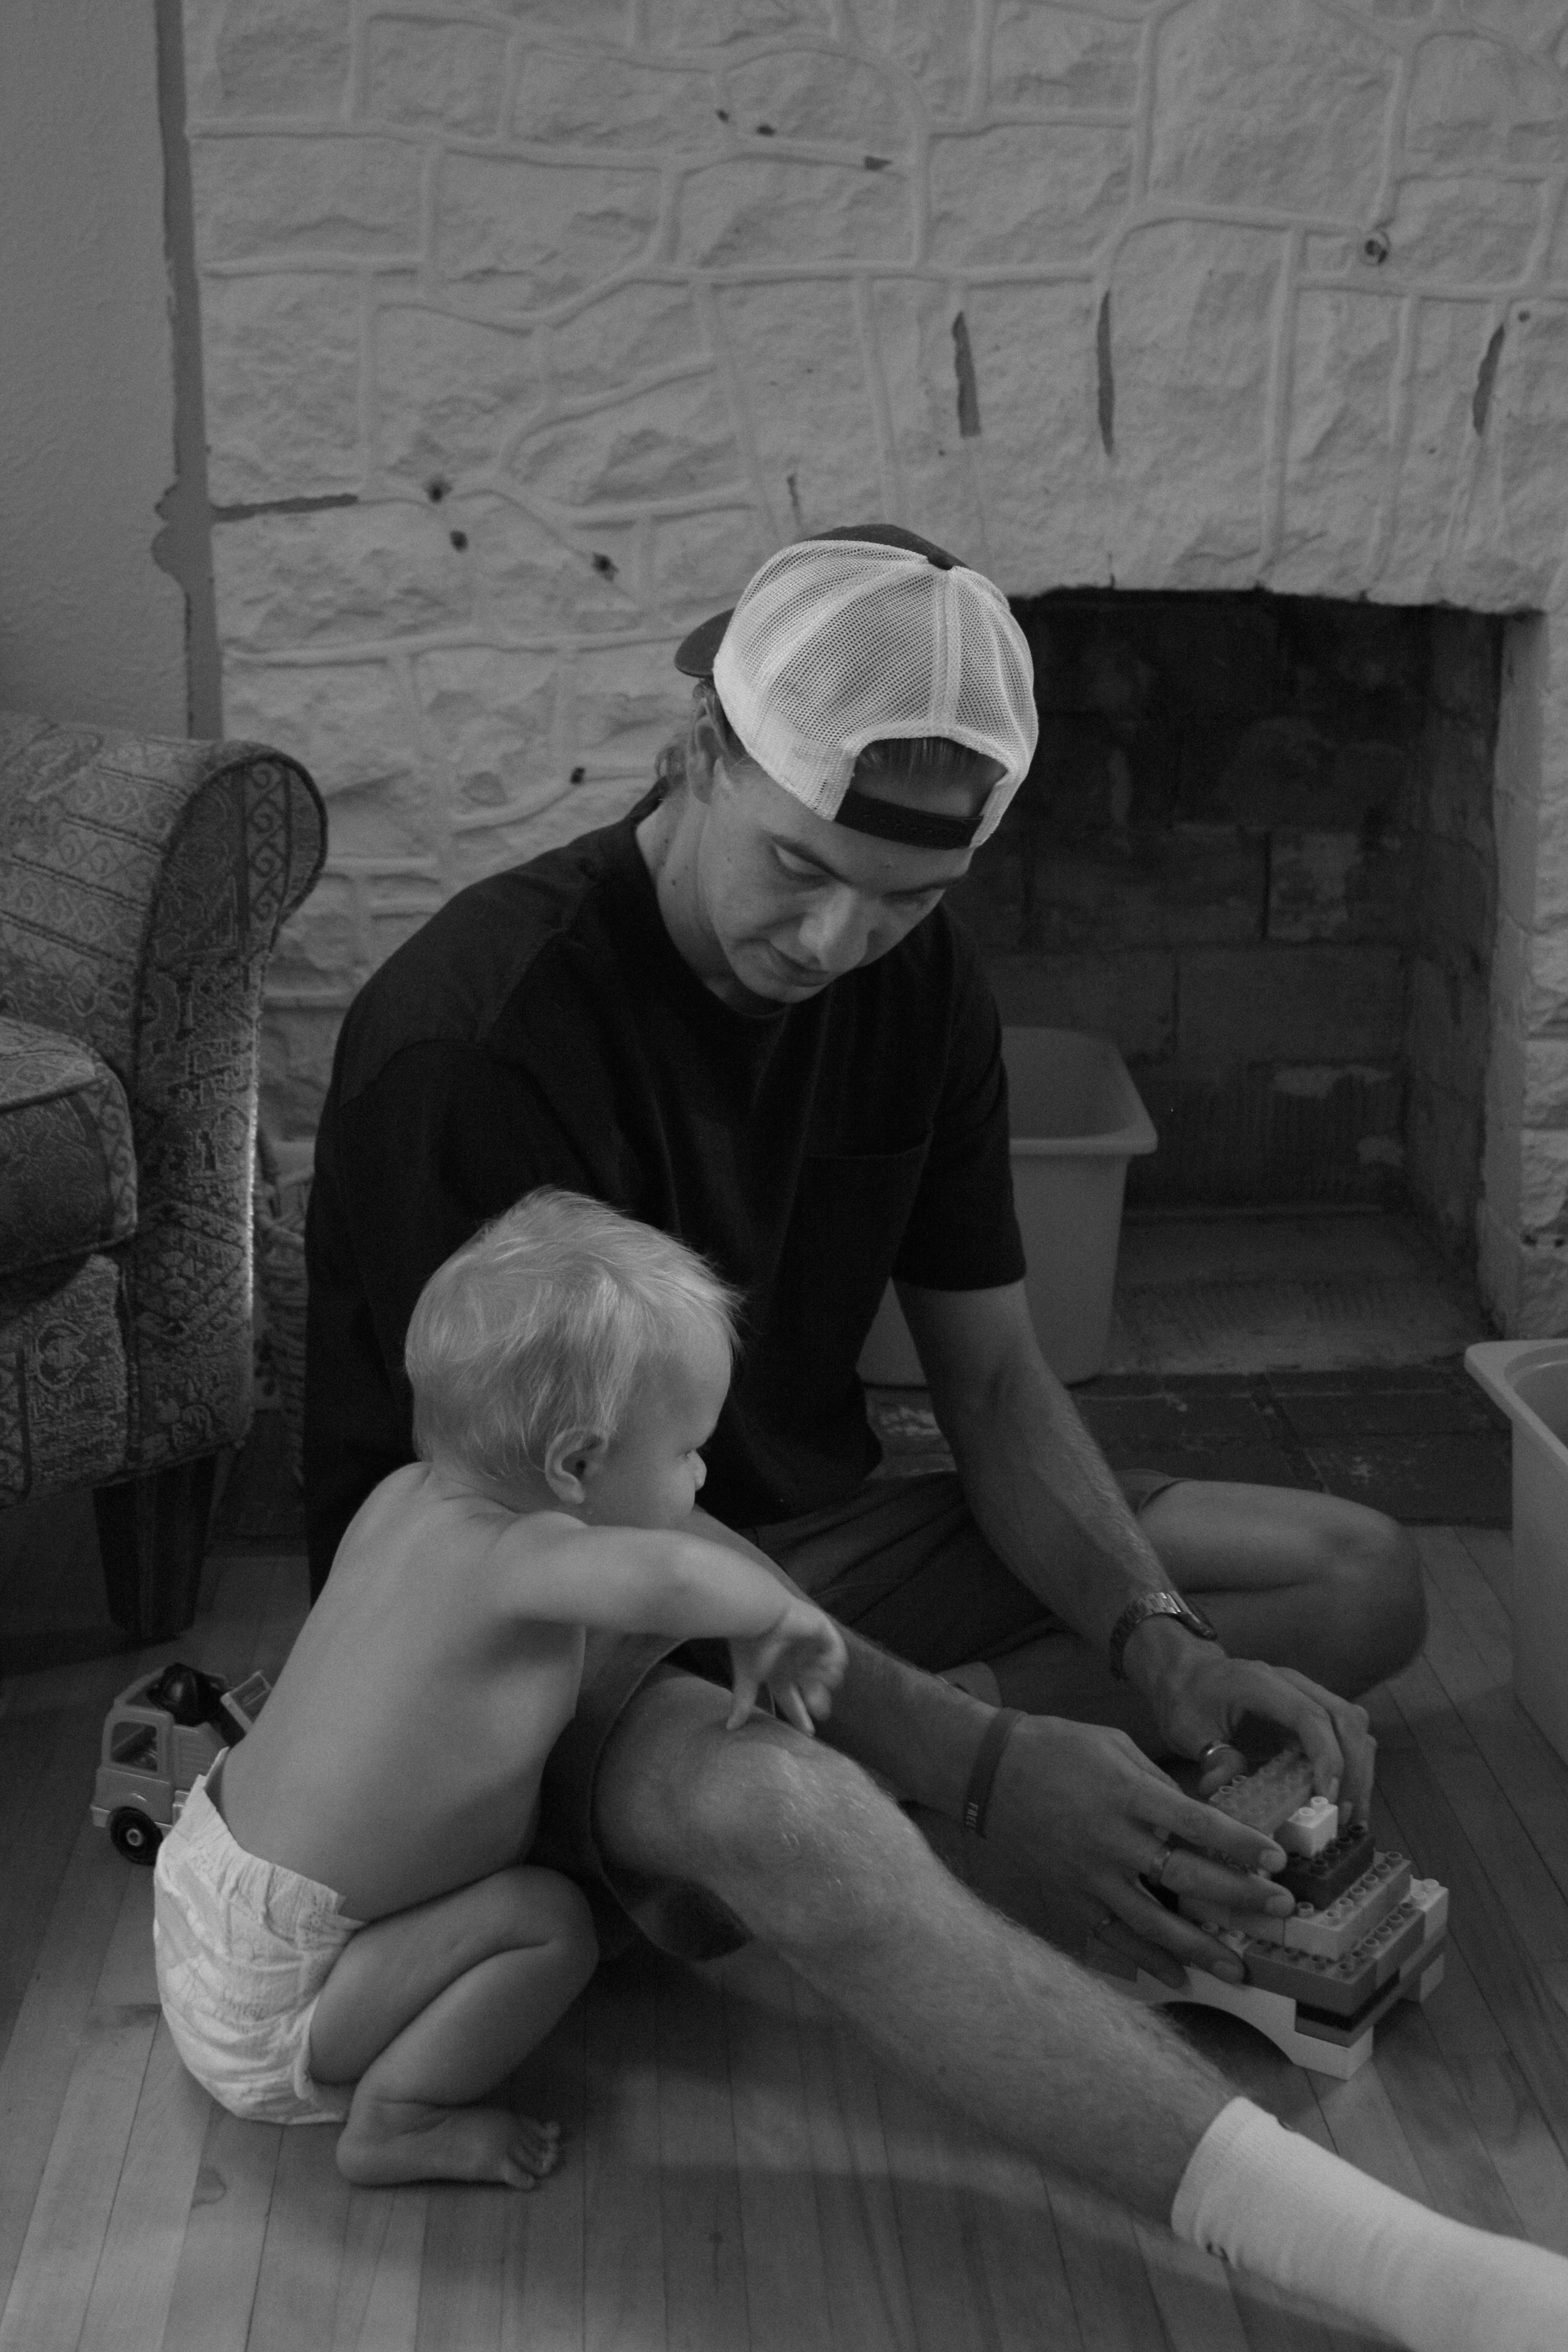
753 1142 932 1408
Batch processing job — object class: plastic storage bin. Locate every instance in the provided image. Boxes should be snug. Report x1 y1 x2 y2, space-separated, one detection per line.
1465 1339 1568 1768
857 1027 1157 1388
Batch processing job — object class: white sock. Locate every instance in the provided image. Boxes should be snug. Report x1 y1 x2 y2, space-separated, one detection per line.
1171 2096 1568 2351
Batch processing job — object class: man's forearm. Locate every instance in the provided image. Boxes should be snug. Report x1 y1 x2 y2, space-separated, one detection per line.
938 1346 1174 1658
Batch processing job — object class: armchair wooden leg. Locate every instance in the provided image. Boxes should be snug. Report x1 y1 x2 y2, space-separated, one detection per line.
94 1455 218 1642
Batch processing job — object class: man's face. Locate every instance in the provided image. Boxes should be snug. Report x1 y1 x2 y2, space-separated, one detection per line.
690 754 977 1008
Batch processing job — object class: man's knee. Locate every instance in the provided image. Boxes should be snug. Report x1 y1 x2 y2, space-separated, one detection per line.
596 1679 922 1943
1309 1504 1426 1689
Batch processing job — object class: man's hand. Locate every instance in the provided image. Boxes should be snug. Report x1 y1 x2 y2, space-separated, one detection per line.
1127 1628 1376 1829
982 1713 1302 1987
728 1599 848 1736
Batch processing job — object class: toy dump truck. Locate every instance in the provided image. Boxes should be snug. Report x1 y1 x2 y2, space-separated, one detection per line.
91 1661 270 1864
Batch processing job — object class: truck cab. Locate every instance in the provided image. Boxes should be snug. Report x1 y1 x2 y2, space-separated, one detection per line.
91 1664 269 1863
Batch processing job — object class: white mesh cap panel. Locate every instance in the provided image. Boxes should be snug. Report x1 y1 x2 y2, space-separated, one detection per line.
711 539 1037 845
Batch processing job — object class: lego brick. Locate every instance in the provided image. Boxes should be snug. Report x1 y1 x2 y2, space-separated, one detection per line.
1278 1794 1337 1857
1194 1850 1413 1958
1238 1895 1426 2017
1278 1821 1375 1907
1209 1747 1316 1838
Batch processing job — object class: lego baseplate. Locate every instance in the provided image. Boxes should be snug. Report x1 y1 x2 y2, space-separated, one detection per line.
1091 1880 1449 2077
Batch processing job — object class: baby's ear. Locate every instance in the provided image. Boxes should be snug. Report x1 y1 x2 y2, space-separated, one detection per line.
543 1428 608 1505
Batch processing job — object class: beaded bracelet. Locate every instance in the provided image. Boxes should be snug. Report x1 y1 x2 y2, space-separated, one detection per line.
961 1705 1023 1838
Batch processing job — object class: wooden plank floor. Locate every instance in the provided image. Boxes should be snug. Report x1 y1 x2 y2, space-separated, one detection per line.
5 1526 1568 2351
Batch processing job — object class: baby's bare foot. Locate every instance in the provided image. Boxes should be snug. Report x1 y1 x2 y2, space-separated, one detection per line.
338 2097 562 2189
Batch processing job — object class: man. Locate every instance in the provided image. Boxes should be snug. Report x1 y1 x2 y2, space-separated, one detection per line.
305 527 1565 2343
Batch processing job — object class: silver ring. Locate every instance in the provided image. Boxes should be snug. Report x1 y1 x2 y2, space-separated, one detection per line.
1198 1740 1230 1769
1155 1843 1179 1890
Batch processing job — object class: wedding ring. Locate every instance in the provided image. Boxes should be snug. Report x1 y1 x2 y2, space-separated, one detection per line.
1198 1740 1231 1769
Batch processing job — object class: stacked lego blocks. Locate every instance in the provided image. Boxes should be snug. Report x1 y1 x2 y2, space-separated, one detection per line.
1094 1748 1451 2077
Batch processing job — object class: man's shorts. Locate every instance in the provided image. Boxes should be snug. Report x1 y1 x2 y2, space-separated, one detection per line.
534 1465 1185 1966
153 1755 365 2126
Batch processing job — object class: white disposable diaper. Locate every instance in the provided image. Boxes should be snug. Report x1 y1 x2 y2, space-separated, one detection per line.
152 1757 364 2125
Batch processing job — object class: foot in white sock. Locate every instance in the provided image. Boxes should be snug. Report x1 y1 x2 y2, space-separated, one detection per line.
1172 2096 1568 2352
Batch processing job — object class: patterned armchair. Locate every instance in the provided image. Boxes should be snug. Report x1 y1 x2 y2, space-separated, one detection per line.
0 713 325 1639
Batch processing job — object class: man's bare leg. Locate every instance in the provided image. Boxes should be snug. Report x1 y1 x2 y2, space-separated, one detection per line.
593 1673 1568 2349
982 1480 1425 1731
594 1668 1230 2215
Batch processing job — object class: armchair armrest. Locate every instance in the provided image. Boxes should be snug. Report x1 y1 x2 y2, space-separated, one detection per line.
0 711 327 1469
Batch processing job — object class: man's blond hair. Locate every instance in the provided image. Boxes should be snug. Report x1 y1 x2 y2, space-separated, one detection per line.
405 1187 740 1486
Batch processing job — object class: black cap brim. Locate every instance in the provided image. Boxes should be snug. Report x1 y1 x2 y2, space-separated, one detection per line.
673 608 733 678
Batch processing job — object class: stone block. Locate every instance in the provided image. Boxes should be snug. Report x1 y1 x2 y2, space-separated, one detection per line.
190 136 423 263
1267 830 1405 943
320 770 448 863
928 127 1132 269
411 648 558 815
373 309 541 489
435 157 661 312
1516 1125 1568 1236
365 18 511 134
1380 175 1542 283
460 501 647 638
988 4 1142 110
1466 1 1568 48
188 0 351 118
570 641 691 775
1375 301 1491 606
1458 304 1568 606
1178 945 1403 1067
1406 34 1566 166
446 777 647 892
713 281 884 538
549 286 710 400
1148 0 1392 217
647 508 772 630
1275 293 1399 597
1103 221 1281 578
961 280 1111 589
213 505 471 653
1024 829 1266 952
1509 1232 1568 1337
1126 1062 1402 1207
260 1002 346 1142
723 50 909 148
983 951 1175 1060
1408 955 1491 1094
864 0 975 120
266 867 358 975
203 275 362 505
862 280 995 568
1411 835 1495 973
1521 1037 1568 1131
1182 716 1329 828
511 373 745 510
677 157 910 269
1406 1075 1484 1257
222 658 418 796
647 0 835 45
514 47 721 149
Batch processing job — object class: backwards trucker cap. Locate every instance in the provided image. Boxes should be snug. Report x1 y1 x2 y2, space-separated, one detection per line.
672 523 1037 850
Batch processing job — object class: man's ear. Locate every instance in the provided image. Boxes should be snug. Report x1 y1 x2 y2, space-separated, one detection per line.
543 1429 609 1505
688 701 727 806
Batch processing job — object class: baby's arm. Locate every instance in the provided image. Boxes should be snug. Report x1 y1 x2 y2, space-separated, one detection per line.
502 1517 846 1731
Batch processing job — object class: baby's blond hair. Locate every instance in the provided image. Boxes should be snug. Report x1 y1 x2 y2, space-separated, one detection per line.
405 1187 740 1487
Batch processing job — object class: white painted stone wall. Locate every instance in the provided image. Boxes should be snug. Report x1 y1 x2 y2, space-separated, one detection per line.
183 0 1568 1330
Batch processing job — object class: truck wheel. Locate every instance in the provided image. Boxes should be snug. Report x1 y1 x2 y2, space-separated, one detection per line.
109 1809 162 1865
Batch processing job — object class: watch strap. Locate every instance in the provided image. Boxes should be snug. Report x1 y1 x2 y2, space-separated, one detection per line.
1108 1591 1217 1682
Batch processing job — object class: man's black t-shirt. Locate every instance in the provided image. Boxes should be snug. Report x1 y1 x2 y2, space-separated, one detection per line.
304 789 1027 1590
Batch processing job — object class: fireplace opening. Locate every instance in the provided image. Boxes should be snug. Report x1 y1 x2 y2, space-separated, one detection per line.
950 591 1504 1279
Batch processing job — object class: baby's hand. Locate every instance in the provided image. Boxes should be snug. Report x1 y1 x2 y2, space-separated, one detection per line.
727 1600 848 1735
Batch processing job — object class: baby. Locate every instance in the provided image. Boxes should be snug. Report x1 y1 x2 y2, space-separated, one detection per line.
153 1187 846 2189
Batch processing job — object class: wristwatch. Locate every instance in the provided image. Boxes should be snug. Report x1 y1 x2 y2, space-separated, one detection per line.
1108 1590 1220 1682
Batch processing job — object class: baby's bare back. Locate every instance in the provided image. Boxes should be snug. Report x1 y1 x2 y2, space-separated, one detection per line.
219 1467 586 1919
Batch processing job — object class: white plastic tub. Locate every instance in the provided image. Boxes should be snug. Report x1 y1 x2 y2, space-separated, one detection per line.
858 1027 1158 1388
1465 1339 1568 1768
